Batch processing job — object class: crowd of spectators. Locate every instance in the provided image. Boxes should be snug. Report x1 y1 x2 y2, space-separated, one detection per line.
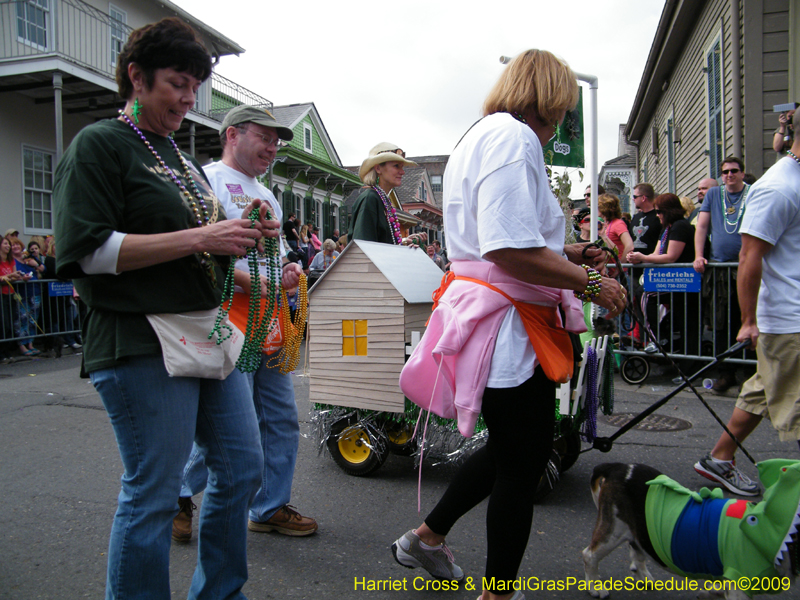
0 229 81 361
577 155 755 377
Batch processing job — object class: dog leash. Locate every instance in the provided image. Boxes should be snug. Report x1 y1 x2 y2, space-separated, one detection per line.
590 340 756 465
580 242 758 466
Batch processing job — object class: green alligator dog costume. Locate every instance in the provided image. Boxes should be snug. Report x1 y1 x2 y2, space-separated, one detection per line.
645 459 800 591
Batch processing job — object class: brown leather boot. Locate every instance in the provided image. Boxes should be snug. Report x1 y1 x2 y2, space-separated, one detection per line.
172 497 196 543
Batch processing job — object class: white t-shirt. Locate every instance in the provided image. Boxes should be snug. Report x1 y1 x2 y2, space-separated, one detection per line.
443 112 567 387
739 156 800 333
203 161 285 294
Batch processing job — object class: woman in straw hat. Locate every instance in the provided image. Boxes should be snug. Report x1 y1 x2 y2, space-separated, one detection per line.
349 143 425 245
391 49 624 600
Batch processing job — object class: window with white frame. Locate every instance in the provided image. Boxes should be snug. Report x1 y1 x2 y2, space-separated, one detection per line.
16 0 49 49
303 123 313 153
706 35 724 179
22 146 54 233
666 115 676 193
293 194 302 220
109 5 127 66
430 174 442 193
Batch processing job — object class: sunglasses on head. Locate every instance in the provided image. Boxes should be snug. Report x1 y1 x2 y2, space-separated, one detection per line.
721 168 740 175
378 148 406 158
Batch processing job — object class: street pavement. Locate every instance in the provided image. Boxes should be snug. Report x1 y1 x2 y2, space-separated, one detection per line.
1 351 797 600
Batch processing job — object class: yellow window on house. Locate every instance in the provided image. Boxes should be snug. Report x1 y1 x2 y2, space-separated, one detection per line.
342 320 368 356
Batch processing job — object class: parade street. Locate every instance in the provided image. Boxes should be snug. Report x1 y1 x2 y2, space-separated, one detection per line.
0 353 793 600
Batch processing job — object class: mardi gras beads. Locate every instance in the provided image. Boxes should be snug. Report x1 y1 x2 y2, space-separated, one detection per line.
209 207 281 373
265 273 308 374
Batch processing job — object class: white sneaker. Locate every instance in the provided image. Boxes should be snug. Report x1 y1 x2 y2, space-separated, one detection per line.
391 529 464 581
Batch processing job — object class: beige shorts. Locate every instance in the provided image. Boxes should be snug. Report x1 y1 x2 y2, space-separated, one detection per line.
736 332 800 441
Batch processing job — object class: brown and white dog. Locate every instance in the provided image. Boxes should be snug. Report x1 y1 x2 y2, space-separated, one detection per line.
582 462 800 599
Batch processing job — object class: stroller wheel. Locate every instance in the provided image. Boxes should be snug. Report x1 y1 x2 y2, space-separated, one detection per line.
620 355 650 385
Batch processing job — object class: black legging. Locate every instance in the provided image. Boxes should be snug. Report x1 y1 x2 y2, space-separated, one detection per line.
425 367 556 591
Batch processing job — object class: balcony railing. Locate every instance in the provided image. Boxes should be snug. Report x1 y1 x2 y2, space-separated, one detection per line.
0 0 271 121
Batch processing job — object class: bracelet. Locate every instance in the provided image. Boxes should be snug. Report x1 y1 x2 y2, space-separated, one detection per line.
574 265 602 301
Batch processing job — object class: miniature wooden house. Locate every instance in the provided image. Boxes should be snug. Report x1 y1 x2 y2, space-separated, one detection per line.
308 240 445 412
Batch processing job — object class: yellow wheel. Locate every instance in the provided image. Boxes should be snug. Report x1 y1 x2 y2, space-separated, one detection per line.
327 417 389 476
384 421 417 456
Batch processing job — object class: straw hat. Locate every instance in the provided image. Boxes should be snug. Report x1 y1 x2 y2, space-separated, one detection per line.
358 142 418 181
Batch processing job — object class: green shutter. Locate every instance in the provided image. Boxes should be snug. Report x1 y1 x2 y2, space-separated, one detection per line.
323 199 333 239
338 203 348 235
281 189 293 220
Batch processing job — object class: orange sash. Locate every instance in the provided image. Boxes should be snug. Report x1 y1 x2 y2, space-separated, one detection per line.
431 272 574 383
227 292 284 355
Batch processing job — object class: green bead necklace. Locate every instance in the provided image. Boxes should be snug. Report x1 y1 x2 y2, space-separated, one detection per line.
209 208 281 373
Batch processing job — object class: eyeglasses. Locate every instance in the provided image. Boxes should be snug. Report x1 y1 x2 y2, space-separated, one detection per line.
721 168 740 175
242 127 283 148
378 148 406 158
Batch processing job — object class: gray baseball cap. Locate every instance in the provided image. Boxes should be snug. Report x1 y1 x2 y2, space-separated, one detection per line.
219 105 294 141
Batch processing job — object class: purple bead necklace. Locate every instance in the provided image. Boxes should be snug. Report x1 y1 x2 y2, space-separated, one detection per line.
119 109 216 281
658 225 671 255
372 185 403 245
118 110 210 228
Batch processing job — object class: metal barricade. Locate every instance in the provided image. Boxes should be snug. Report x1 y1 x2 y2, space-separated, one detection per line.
0 278 82 345
614 262 755 366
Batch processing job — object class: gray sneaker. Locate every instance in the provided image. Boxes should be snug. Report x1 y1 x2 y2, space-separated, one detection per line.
694 453 760 496
391 529 464 581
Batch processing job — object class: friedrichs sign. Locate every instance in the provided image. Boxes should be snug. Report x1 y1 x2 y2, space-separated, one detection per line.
643 268 701 293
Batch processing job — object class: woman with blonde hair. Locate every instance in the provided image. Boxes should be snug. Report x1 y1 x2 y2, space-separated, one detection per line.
391 49 624 600
298 223 311 269
349 142 425 245
680 196 695 218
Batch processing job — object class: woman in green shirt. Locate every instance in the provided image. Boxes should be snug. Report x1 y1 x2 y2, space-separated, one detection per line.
53 18 278 600
349 143 424 245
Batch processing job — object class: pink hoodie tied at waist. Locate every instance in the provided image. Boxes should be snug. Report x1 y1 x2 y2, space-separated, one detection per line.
399 260 586 437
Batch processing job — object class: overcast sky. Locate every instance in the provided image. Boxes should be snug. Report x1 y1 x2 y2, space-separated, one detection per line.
173 0 664 195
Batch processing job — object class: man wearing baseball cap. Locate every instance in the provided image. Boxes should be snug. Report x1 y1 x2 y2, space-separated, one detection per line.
175 106 318 540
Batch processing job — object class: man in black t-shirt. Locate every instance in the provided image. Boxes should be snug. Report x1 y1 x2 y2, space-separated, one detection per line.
283 213 299 251
628 183 659 254
627 183 659 345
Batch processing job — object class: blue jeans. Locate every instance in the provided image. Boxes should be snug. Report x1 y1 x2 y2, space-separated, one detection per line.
14 294 40 345
91 356 262 600
182 353 299 522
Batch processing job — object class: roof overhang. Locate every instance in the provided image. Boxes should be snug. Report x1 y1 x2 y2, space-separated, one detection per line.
402 202 443 227
625 0 708 141
275 146 362 196
156 0 245 57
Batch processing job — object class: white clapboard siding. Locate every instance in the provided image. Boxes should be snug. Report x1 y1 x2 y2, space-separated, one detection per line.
307 241 441 411
404 301 433 344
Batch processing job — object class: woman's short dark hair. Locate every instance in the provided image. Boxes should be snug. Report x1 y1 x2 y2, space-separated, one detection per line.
115 17 212 100
654 193 686 225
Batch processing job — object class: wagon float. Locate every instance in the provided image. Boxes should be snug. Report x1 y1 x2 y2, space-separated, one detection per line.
309 240 614 498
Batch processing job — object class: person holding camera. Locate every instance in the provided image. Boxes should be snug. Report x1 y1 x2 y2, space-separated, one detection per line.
772 106 796 154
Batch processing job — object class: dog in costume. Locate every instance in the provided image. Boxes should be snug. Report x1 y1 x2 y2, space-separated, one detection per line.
583 460 800 598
